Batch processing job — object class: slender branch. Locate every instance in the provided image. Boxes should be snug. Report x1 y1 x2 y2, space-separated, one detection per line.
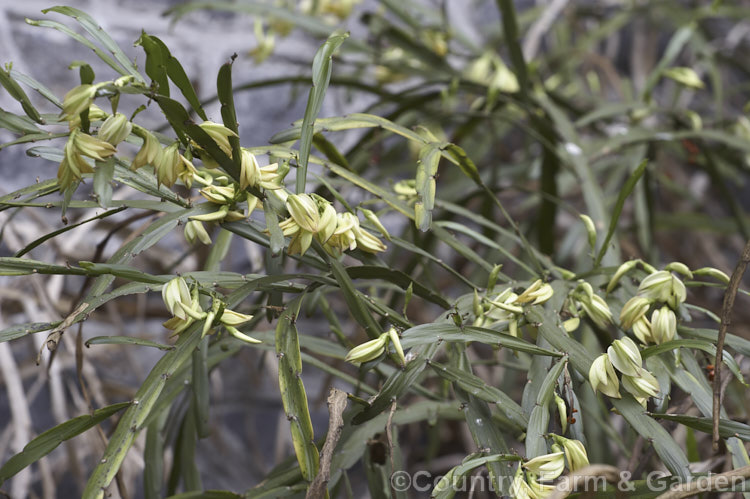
712 238 750 449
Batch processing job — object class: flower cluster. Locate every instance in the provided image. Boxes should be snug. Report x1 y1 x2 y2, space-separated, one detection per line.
609 262 691 345
161 277 260 343
57 82 136 189
58 83 388 257
589 336 660 406
511 435 589 498
279 193 388 256
472 279 553 336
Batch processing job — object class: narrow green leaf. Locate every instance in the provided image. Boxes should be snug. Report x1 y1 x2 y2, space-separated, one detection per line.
15 207 125 257
320 246 382 338
526 358 566 458
135 33 170 96
93 159 115 208
83 325 204 497
25 18 128 78
296 31 349 193
594 159 648 266
42 6 145 82
400 323 562 357
650 414 750 441
85 336 174 351
429 361 527 428
0 67 44 124
275 295 319 481
0 321 57 343
0 402 130 483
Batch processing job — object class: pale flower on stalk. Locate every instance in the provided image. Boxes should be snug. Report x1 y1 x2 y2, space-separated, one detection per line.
184 220 212 245
589 353 621 398
286 194 320 233
522 452 565 481
154 142 194 188
619 296 652 330
607 337 643 377
239 149 282 190
57 128 117 189
198 121 237 157
577 293 613 329
98 112 132 146
651 306 677 344
345 334 388 364
131 129 162 171
551 435 590 472
632 316 654 345
622 369 660 399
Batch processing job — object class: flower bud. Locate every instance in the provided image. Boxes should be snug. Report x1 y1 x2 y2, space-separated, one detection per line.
589 353 621 399
488 264 503 291
554 393 568 434
607 337 643 377
663 67 704 89
622 368 660 398
184 220 212 245
607 260 638 293
665 262 693 279
387 327 406 365
692 267 730 285
345 334 388 364
619 296 652 330
154 143 181 187
360 208 391 240
579 214 597 251
219 309 254 326
651 306 676 344
286 194 319 233
190 205 231 222
225 325 261 344
98 112 132 146
522 452 565 481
